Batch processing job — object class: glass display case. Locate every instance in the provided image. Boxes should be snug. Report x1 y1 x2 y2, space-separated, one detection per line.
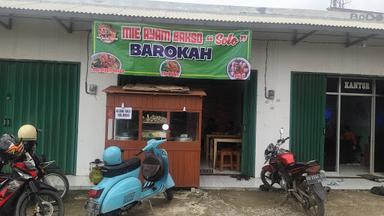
104 86 206 187
108 110 199 142
170 112 198 142
114 111 139 140
107 110 139 141
142 111 167 140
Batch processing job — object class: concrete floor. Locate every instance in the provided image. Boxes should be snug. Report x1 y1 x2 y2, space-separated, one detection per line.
68 175 384 190
67 189 384 216
200 175 384 190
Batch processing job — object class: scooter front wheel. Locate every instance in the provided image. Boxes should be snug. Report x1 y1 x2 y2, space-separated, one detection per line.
164 188 173 201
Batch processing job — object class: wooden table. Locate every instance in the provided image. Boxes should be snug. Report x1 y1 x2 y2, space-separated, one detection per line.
205 134 241 162
212 137 242 169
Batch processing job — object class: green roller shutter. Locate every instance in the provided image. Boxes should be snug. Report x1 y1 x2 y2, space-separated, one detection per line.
0 60 80 174
241 71 257 176
290 72 326 167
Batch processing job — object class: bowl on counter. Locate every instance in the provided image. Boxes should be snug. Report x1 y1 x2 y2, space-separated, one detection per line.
115 135 135 140
175 137 192 142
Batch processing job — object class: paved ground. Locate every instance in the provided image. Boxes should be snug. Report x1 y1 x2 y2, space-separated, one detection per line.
67 189 384 216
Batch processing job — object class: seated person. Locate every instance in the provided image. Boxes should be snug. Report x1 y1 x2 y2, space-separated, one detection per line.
341 126 357 164
224 121 241 135
204 118 219 135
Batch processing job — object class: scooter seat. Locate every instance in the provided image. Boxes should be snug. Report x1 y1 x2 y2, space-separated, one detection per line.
102 157 141 178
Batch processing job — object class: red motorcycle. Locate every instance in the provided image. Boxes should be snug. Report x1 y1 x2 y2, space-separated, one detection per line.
261 129 326 216
0 134 64 216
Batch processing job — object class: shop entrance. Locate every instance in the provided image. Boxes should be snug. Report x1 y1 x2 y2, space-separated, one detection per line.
290 74 384 176
339 96 371 174
118 72 257 177
324 95 372 174
324 77 384 176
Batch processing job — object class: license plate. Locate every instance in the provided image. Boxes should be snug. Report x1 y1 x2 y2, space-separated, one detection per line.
306 173 326 185
85 199 100 215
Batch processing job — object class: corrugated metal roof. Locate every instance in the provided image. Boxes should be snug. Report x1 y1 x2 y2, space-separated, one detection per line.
1 0 384 31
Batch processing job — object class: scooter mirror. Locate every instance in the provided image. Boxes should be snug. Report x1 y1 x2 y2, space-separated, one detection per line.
162 124 169 131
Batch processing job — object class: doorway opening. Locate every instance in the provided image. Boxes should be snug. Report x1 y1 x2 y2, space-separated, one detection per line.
339 96 371 175
375 80 384 174
324 77 384 176
118 75 256 176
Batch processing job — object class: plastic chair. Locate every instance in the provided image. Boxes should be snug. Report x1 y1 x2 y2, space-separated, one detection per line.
232 149 241 171
216 148 233 171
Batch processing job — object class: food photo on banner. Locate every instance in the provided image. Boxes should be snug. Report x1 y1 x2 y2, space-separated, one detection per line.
91 21 252 80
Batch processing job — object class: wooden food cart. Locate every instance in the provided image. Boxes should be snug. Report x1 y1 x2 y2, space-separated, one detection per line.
104 85 205 187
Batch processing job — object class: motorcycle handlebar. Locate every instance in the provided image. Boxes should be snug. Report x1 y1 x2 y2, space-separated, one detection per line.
277 137 290 145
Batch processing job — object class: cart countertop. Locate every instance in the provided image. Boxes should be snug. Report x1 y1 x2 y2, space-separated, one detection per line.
103 86 207 96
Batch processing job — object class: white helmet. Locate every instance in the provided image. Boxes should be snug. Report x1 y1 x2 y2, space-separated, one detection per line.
18 124 37 141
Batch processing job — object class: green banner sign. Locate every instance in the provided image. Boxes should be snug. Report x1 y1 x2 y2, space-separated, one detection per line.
91 21 252 80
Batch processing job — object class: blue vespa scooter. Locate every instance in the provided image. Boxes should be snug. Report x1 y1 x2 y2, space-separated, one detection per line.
85 124 175 215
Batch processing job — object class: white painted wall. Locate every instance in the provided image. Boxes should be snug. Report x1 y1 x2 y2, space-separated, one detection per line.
251 41 384 175
0 18 117 175
2 17 384 180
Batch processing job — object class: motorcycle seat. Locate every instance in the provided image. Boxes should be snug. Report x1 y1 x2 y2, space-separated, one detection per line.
102 157 141 178
287 160 320 174
286 163 307 174
306 160 319 166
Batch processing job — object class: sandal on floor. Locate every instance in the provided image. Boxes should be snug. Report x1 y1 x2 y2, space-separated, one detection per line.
370 186 384 196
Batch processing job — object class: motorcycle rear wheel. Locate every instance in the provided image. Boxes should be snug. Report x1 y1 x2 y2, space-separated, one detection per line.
302 183 325 216
304 193 324 216
15 189 64 216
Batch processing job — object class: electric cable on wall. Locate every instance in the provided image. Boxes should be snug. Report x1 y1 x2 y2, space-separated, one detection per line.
264 40 270 99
